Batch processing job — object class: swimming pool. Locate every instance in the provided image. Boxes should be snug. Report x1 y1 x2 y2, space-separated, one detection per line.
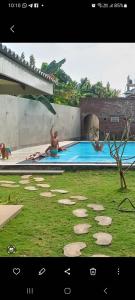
36 141 135 165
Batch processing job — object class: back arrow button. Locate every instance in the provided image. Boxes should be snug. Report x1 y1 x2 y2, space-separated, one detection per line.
10 25 15 33
104 288 108 295
64 268 70 275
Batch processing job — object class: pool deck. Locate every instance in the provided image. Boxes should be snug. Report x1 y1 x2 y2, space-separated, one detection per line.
0 141 73 165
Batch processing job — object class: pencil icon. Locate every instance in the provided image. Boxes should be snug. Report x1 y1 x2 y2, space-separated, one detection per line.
38 268 46 276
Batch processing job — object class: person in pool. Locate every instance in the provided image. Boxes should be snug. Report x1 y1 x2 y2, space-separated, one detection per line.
92 133 109 152
45 145 59 157
92 140 103 151
50 126 67 154
50 126 58 147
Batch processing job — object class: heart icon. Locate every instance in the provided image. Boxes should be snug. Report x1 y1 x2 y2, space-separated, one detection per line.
13 268 21 275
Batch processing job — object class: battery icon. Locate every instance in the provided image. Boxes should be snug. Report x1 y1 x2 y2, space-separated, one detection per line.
34 3 39 7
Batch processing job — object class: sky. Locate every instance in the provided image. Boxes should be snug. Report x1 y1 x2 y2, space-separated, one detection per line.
4 43 135 95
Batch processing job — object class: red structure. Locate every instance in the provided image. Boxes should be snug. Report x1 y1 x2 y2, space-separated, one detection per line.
80 98 135 139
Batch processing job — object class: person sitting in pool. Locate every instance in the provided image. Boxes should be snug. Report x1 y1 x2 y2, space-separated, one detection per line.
50 126 66 152
50 126 59 148
45 145 59 157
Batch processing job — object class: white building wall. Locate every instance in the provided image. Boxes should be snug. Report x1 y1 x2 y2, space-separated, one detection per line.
0 95 80 149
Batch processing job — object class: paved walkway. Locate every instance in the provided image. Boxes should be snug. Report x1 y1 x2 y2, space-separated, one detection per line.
0 141 73 165
0 205 23 228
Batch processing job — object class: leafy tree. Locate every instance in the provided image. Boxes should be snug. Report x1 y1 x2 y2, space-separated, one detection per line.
21 57 120 112
29 54 36 67
22 95 56 115
41 59 71 83
20 52 25 60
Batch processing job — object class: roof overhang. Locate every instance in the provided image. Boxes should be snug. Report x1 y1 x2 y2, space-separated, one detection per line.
0 51 54 95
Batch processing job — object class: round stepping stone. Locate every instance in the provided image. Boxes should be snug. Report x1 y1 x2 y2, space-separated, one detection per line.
51 189 68 194
91 254 110 257
34 177 44 182
19 180 30 185
70 196 88 201
74 223 91 234
73 209 88 218
36 183 50 188
93 232 112 246
40 192 56 197
64 242 86 257
0 184 20 188
95 216 112 226
24 186 38 191
58 199 76 205
21 175 32 179
0 180 16 184
87 204 105 211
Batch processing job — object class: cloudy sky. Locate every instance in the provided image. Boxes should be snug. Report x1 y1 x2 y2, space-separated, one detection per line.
4 43 135 95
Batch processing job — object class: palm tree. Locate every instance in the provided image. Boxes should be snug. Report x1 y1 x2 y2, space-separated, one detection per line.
22 95 56 115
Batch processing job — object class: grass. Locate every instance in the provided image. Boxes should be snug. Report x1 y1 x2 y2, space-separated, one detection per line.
0 170 135 257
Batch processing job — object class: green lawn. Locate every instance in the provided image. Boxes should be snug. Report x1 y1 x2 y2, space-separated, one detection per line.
0 170 135 257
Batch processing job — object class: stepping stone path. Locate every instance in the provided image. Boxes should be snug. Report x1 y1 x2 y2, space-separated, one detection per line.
0 184 20 188
58 199 76 205
74 223 91 234
64 242 86 257
24 186 38 191
73 209 88 218
0 180 16 184
40 192 56 197
36 184 50 188
91 254 110 257
34 177 44 182
70 196 88 201
95 216 112 226
19 180 30 185
93 232 112 246
21 175 32 179
87 204 105 211
51 189 68 194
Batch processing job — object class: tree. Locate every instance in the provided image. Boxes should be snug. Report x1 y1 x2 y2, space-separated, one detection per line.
29 54 36 67
41 59 120 107
41 59 71 83
22 95 56 115
20 52 25 60
107 120 135 190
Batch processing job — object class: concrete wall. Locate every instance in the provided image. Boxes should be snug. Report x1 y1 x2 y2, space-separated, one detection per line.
0 95 80 149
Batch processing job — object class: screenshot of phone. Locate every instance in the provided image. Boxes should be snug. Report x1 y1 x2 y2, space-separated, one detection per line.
0 1 135 298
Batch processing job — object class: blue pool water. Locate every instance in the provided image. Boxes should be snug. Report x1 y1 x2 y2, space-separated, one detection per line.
36 142 135 164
